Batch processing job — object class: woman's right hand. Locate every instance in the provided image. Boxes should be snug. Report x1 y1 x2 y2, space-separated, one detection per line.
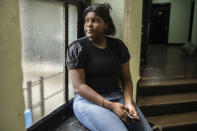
110 102 129 122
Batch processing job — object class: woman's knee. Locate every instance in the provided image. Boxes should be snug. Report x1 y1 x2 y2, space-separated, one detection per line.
73 99 128 131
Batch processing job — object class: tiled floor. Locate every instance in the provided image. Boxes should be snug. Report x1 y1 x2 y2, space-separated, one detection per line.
141 44 197 79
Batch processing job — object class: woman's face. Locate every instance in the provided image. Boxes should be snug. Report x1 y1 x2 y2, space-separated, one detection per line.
84 12 107 39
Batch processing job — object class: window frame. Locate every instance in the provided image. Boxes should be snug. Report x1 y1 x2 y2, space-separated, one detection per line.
57 0 91 102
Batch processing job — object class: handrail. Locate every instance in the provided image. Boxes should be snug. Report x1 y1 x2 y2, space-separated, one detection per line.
24 72 64 123
23 72 63 90
32 89 64 110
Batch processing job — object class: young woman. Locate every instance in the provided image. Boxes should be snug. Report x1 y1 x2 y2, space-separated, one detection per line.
66 3 152 131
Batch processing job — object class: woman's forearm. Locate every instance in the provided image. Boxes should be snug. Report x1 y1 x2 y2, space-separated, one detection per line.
76 83 114 110
119 61 134 106
123 82 133 106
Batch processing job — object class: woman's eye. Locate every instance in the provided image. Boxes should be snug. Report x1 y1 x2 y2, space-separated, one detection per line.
85 19 89 23
85 19 100 23
93 19 99 23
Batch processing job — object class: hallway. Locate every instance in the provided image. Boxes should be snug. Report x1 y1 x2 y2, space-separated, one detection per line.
141 44 197 79
138 44 197 131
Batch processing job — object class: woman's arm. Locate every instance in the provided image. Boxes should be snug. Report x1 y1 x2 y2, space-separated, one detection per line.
69 69 128 121
119 61 139 119
69 69 105 106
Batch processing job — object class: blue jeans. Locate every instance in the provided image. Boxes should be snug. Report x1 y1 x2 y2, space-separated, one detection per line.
73 92 152 131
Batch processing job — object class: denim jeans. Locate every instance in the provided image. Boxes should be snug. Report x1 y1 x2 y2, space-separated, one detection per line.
73 92 152 131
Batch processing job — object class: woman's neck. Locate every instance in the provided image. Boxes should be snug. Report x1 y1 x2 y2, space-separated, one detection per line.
88 37 106 49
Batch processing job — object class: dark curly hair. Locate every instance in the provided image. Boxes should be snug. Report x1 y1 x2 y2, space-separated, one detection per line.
83 3 116 36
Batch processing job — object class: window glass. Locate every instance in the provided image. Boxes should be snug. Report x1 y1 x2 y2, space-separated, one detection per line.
68 4 78 100
20 0 65 125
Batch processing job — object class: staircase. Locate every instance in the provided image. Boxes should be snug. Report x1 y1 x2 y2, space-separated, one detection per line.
137 78 197 131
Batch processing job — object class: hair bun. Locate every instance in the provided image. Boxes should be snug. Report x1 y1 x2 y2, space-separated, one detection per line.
103 3 112 10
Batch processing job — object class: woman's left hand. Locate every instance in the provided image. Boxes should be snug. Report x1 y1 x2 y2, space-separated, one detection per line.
125 103 139 120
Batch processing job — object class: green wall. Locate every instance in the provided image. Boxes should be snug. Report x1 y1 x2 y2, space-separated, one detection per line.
152 0 170 3
0 0 25 130
153 0 192 44
168 0 192 43
92 0 125 40
124 0 143 101
191 0 197 44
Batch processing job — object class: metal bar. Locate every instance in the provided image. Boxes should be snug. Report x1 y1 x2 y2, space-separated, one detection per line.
27 81 33 121
32 89 64 110
44 72 63 80
32 101 41 110
39 76 45 117
31 81 40 87
65 3 69 103
44 89 64 101
23 72 64 90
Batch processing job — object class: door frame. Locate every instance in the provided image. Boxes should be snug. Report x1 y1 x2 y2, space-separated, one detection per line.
140 0 152 66
59 0 91 102
149 3 171 44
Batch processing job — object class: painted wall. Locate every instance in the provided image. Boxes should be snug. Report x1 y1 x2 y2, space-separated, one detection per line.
0 0 25 130
168 0 192 43
152 0 192 44
124 0 143 101
191 0 197 44
92 0 143 101
92 0 125 40
152 0 170 3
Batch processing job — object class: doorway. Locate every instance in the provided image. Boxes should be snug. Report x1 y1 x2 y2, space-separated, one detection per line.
140 0 197 79
149 3 171 44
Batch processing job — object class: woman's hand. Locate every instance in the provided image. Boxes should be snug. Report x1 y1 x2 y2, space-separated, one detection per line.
110 102 129 122
125 103 139 120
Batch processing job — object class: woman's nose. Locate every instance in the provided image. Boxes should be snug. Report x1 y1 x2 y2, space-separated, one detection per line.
87 21 93 27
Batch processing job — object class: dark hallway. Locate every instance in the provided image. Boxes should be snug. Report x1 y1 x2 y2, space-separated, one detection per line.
141 44 197 79
138 0 197 129
138 44 197 131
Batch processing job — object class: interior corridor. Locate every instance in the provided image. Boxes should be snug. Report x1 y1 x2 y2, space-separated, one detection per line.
138 44 197 131
141 44 197 80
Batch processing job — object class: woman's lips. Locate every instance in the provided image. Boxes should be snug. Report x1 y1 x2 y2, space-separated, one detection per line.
86 29 94 33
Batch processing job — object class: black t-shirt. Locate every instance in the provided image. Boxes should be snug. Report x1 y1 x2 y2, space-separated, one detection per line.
66 36 130 93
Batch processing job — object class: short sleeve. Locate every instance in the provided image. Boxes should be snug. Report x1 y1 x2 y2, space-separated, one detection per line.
66 41 86 70
119 40 130 64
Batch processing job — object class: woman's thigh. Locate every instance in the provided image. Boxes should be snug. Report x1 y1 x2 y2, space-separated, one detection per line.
73 95 128 131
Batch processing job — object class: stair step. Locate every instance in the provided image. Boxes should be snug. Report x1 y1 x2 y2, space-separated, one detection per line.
138 92 197 116
139 78 197 87
138 92 197 106
137 78 197 130
140 101 197 117
137 82 197 96
147 112 197 131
